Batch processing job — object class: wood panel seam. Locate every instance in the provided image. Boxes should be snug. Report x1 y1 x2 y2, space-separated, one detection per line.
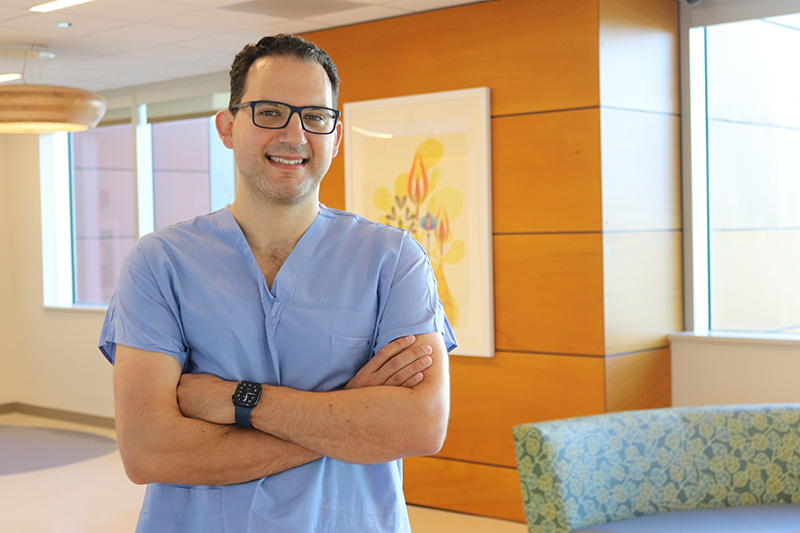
424 456 520 470
600 105 680 118
603 345 671 358
493 105 600 119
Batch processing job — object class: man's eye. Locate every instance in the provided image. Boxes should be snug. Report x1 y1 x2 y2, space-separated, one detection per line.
257 109 280 117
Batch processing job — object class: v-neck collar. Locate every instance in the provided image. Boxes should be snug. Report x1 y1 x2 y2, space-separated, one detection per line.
220 205 328 302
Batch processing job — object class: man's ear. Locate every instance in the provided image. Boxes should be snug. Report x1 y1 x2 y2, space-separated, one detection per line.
331 119 343 158
215 109 235 149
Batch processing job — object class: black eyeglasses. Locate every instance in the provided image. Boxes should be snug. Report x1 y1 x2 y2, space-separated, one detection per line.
231 100 340 135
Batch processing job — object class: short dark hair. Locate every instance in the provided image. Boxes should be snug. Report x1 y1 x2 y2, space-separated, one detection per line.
228 34 340 111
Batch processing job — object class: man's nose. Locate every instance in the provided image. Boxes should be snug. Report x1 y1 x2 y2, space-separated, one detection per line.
279 111 307 145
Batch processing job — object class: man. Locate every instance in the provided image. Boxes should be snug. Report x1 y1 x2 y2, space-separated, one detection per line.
99 34 456 533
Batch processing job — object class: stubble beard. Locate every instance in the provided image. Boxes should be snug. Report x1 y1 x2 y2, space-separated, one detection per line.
240 151 325 207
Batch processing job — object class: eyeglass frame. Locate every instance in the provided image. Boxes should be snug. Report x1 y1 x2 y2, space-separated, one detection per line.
230 100 341 135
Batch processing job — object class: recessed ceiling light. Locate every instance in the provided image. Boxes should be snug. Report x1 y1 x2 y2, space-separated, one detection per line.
29 0 93 13
57 21 72 27
0 73 22 84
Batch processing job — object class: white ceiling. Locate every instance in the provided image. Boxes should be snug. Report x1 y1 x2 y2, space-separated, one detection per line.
0 0 486 92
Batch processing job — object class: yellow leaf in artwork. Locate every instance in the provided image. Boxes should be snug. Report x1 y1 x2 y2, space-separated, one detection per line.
394 172 409 198
429 167 442 192
418 139 444 170
373 187 393 213
443 239 465 264
428 186 463 220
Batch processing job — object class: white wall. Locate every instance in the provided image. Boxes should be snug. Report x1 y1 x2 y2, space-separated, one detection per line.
671 333 800 406
0 135 21 405
0 134 114 417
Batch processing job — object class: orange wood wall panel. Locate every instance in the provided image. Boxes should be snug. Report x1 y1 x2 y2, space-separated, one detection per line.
307 0 599 116
605 347 672 412
310 0 601 209
403 456 526 523
494 234 605 355
441 351 606 468
493 110 602 234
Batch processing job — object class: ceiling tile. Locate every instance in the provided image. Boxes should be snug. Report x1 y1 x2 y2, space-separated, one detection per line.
2 12 129 37
158 0 244 7
0 0 40 8
222 0 369 19
305 5 408 26
155 8 286 31
386 0 487 10
71 56 172 73
0 26 56 46
259 19 327 35
64 0 199 23
173 32 261 53
0 6 28 23
88 24 213 45
48 36 153 56
114 44 231 64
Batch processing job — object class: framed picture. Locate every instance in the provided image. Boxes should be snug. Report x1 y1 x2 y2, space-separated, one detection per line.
344 87 494 357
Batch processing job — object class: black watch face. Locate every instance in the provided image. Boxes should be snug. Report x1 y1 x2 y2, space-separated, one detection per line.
232 382 261 408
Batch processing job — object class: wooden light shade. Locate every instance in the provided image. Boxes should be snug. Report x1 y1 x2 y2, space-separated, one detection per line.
0 84 106 134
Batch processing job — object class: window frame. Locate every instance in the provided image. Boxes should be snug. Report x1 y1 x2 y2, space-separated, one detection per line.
40 74 233 310
679 0 800 336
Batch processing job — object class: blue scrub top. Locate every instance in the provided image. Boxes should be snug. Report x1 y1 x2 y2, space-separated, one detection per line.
99 205 456 533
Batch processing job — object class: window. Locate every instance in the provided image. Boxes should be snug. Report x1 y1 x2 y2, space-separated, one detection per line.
41 98 236 308
683 1 800 336
71 123 136 304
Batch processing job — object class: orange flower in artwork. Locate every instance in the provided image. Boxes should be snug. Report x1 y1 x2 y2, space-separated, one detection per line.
435 206 450 256
407 151 430 208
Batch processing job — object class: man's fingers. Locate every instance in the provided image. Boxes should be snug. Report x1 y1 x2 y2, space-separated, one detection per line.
383 354 433 387
378 344 432 377
367 335 416 371
400 372 424 388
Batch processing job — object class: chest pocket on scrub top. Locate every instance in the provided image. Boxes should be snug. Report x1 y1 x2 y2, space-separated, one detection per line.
328 334 372 390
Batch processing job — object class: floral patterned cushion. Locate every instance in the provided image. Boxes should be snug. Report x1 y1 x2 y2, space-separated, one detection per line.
513 404 800 533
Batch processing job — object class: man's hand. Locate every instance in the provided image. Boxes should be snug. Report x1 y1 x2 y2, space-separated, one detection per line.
345 335 433 390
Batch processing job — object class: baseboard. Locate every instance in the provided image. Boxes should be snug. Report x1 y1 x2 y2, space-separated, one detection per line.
1 403 115 430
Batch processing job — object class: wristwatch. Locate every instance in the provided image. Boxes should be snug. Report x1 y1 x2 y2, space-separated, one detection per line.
232 381 262 429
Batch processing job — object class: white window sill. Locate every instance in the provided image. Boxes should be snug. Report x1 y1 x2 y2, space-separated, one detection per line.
43 305 107 314
669 331 800 348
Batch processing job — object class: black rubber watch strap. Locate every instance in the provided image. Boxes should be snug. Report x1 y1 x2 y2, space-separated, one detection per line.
235 403 254 428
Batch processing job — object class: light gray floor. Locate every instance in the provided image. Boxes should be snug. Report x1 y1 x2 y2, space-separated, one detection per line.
0 413 528 533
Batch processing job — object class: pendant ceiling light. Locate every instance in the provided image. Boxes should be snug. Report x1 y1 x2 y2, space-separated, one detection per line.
0 45 106 134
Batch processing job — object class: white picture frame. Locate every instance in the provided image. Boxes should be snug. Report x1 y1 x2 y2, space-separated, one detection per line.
344 87 494 357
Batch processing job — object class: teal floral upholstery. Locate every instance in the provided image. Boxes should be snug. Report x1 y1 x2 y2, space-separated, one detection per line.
513 404 800 533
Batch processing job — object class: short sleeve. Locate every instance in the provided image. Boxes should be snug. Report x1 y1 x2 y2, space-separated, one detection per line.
98 242 188 365
374 232 457 353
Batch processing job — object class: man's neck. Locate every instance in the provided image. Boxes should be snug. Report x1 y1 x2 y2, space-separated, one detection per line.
229 194 320 256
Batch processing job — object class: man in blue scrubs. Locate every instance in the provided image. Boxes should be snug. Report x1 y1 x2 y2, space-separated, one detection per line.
99 35 455 532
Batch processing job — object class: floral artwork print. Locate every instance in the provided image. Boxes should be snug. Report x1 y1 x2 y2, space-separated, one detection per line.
372 139 464 326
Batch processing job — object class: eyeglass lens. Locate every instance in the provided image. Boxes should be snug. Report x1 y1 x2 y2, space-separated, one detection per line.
252 102 337 133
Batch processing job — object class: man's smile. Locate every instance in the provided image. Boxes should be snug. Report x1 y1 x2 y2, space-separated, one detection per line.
267 155 307 165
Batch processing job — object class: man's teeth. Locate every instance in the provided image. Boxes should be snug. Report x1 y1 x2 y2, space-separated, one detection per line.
269 156 304 165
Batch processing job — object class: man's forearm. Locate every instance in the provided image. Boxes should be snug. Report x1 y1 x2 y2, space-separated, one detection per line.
249 332 450 464
176 333 450 465
252 381 448 464
114 345 321 486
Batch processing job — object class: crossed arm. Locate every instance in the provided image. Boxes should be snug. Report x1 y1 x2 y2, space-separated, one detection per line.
113 333 449 486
